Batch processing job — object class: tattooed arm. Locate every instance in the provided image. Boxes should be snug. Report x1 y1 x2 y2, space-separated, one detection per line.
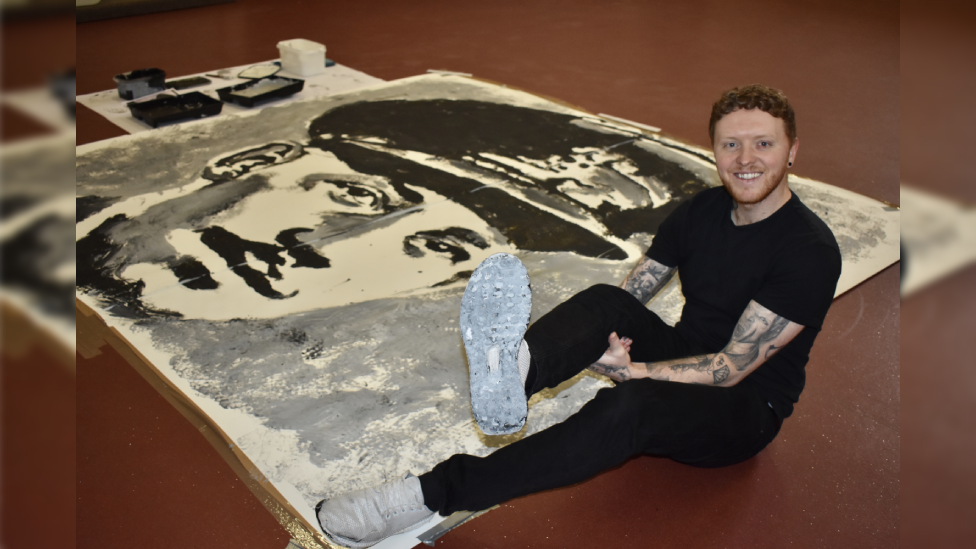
589 301 804 386
620 256 677 305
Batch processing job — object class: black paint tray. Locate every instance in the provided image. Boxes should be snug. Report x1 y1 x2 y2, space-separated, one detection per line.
114 68 166 100
126 92 223 128
216 76 304 108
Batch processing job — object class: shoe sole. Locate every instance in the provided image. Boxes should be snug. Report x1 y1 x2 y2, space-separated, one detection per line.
460 253 531 435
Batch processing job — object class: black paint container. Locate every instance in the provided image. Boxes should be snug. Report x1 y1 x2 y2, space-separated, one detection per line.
113 68 167 100
126 92 223 128
216 76 304 108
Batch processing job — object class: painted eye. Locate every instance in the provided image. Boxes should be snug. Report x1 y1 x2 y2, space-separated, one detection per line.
323 181 387 211
403 228 489 265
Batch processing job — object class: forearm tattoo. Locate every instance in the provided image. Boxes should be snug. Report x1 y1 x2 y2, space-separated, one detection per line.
668 355 712 373
590 361 632 382
622 257 675 305
665 354 728 385
650 302 797 386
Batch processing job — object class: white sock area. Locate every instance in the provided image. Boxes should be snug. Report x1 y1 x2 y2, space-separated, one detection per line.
517 339 531 387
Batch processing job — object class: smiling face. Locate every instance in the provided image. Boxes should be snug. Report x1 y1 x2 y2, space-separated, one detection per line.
712 108 798 215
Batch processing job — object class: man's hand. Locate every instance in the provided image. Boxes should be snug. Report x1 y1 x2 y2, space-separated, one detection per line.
589 332 641 382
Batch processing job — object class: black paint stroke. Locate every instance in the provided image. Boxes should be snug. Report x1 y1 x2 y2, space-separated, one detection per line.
403 227 489 265
76 214 179 318
203 142 305 183
168 256 219 290
197 226 297 300
276 228 332 268
76 195 121 222
432 270 474 288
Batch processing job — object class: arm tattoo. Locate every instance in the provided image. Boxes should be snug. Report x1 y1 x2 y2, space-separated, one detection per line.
668 355 712 373
712 365 730 384
724 303 793 372
645 302 799 386
590 361 632 381
622 257 675 305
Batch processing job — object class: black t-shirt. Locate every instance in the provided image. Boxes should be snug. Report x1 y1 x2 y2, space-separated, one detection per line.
647 186 842 418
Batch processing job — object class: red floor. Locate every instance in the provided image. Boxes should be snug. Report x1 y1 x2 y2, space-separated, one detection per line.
70 1 901 547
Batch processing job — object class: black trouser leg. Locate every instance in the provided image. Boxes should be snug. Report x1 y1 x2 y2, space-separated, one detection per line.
419 284 780 514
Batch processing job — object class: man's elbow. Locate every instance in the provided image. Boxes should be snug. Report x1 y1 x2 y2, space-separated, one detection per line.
714 370 746 388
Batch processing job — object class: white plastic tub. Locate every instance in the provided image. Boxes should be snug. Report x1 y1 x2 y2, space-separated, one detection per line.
277 39 327 77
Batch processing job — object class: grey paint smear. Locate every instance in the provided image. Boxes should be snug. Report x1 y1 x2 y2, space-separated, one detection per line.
791 180 889 263
140 251 620 504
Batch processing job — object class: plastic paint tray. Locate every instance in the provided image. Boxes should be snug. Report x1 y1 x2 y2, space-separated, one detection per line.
114 68 166 100
126 92 223 128
216 76 305 108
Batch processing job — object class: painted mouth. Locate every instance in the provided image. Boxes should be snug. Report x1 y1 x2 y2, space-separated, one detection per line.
734 172 762 180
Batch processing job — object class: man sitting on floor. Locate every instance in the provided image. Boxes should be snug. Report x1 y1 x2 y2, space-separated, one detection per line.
315 84 842 548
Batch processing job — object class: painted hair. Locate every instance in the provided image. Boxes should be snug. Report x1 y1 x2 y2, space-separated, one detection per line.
708 84 796 144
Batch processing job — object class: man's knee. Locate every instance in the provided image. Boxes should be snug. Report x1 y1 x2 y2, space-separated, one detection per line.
569 283 628 308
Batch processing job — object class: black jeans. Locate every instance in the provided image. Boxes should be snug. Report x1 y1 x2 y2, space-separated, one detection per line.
419 284 781 514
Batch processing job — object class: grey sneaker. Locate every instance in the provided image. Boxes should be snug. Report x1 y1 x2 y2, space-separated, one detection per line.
315 473 434 548
460 253 532 435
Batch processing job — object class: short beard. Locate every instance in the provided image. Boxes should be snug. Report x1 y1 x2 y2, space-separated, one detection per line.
721 165 787 205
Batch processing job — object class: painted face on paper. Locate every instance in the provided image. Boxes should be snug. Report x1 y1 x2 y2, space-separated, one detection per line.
76 99 711 320
116 149 512 320
712 108 798 207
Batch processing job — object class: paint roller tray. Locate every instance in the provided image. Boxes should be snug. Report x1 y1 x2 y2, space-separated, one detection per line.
127 92 223 128
216 76 304 108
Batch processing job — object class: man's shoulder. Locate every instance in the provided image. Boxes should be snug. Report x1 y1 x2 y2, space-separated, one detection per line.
782 192 841 253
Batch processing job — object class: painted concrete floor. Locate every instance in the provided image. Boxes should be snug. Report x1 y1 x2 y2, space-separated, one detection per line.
70 1 902 547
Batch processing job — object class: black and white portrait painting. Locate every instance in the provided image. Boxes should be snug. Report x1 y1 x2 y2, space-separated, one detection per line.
75 75 898 534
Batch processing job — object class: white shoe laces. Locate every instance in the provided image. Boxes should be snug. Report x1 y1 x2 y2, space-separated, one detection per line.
374 478 422 519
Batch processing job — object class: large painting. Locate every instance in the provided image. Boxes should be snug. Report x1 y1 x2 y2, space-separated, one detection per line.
76 74 898 541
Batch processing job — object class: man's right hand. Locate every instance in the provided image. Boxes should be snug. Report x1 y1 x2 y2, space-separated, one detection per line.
589 332 640 382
